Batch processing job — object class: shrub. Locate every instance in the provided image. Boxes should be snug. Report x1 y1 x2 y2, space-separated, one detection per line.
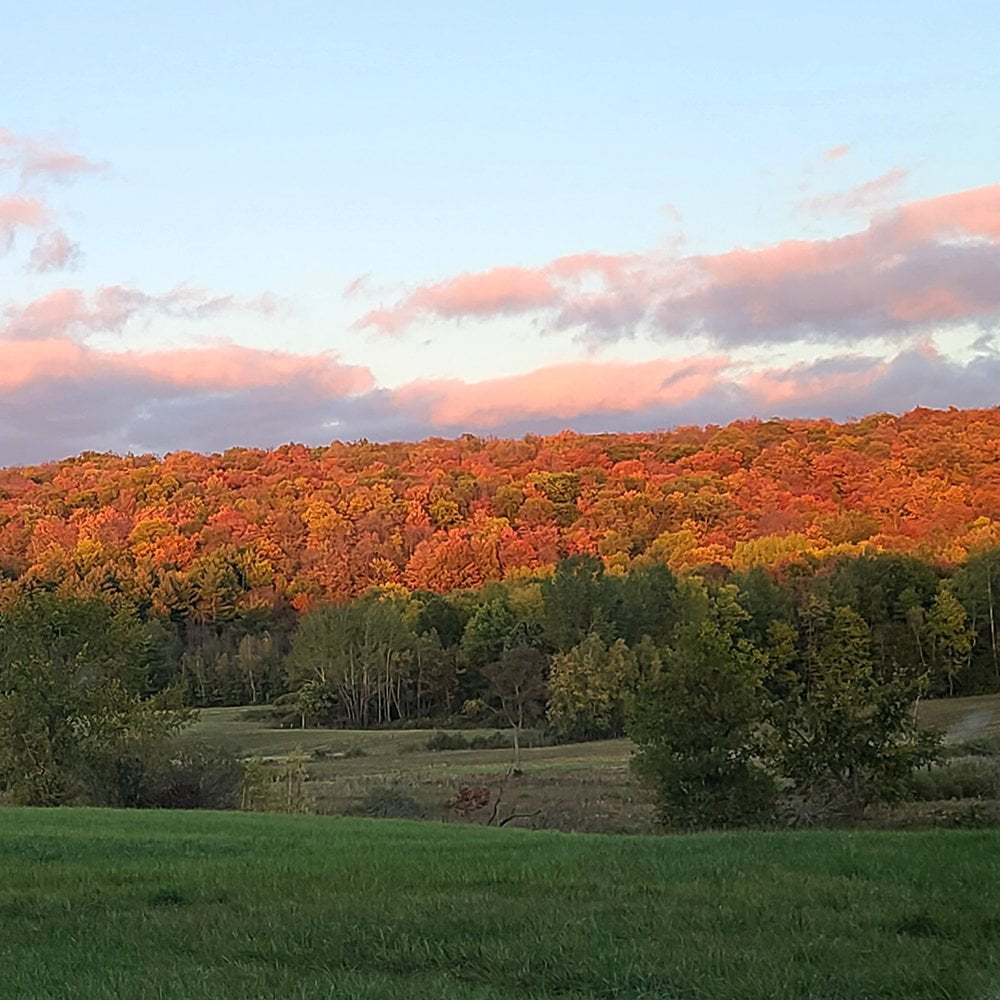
144 744 246 810
349 784 422 819
629 615 777 830
426 730 517 751
909 757 1000 801
468 730 512 750
426 731 471 751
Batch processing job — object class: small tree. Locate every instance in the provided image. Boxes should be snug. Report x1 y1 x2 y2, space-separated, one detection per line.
547 634 638 740
628 617 776 830
770 605 940 821
295 679 338 728
925 583 974 696
482 646 547 767
0 593 188 806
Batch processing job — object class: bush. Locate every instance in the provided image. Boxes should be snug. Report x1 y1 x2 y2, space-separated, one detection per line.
349 784 422 819
425 730 518 751
468 731 512 750
91 742 246 810
426 731 471 751
909 757 1000 801
144 744 246 810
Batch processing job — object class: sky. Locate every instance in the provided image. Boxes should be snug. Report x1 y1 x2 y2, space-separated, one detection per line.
1 0 999 464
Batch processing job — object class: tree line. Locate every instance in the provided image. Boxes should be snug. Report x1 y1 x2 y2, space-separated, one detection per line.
146 547 998 717
2 548 998 823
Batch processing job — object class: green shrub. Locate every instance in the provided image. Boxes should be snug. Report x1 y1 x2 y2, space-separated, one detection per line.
349 784 422 819
426 731 471 751
909 757 1000 801
144 744 246 810
468 730 512 750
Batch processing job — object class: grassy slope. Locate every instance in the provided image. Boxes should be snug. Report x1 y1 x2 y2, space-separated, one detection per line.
2 808 999 999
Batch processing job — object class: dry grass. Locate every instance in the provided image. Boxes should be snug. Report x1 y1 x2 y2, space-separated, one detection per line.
179 693 1000 833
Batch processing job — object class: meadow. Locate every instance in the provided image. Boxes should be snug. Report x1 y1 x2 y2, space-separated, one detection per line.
176 692 1000 833
2 807 1000 999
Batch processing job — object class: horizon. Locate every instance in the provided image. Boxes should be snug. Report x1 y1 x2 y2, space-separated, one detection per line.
2 401 993 473
3 2 999 464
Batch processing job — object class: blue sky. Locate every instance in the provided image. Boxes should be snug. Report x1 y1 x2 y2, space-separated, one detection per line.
1 1 998 461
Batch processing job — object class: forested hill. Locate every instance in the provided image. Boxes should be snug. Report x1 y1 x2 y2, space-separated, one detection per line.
1 405 997 610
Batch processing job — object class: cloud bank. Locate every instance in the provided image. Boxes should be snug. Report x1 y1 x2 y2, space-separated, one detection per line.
357 183 1000 347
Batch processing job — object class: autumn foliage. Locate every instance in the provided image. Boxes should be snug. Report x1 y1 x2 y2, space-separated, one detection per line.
0 406 996 615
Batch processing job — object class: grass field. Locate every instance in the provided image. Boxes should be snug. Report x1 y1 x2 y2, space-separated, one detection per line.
175 693 1000 833
2 808 999 999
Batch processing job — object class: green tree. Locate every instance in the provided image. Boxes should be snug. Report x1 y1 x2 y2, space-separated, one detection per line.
412 592 465 648
286 596 414 726
771 605 939 821
924 583 974 696
0 593 187 806
547 635 638 740
618 564 681 647
952 548 1000 689
541 555 622 652
628 608 775 830
825 553 939 674
457 595 542 709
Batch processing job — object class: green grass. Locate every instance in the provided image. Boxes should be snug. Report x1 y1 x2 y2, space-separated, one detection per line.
2 808 1000 999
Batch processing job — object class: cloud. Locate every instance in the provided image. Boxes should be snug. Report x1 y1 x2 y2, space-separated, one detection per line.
801 166 909 217
358 266 562 334
0 195 47 252
0 128 109 272
356 183 1000 348
1 285 284 341
0 334 375 462
0 127 107 183
374 345 998 438
28 229 82 272
342 274 370 298
0 323 996 464
392 356 730 428
825 144 851 160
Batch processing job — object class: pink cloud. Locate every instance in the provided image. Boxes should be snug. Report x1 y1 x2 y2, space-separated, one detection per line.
0 335 375 462
394 356 730 428
28 229 82 272
118 344 374 395
2 285 283 341
825 144 851 161
359 266 561 333
0 128 107 183
354 182 1000 347
802 166 909 216
0 329 997 464
0 195 47 251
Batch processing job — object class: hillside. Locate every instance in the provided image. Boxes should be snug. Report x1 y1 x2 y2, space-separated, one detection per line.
1 405 997 612
2 808 998 999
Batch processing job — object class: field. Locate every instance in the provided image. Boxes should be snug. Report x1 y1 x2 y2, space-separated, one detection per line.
176 693 1000 833
2 808 1000 999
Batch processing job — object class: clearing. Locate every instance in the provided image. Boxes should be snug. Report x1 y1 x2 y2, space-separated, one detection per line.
176 692 1000 832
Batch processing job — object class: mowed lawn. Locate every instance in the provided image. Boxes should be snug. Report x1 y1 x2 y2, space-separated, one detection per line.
2 809 1000 999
